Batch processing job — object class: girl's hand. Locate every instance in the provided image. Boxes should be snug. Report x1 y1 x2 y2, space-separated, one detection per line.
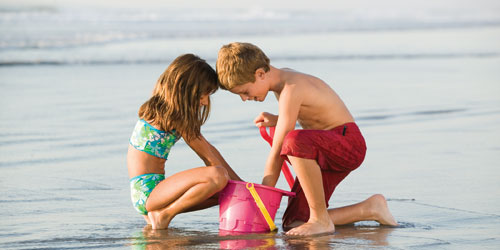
254 112 278 127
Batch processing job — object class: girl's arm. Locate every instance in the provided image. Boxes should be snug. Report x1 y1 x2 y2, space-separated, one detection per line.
207 141 242 181
185 134 242 181
261 85 302 187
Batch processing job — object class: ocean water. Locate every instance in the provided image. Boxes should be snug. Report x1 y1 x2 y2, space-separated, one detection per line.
1 1 500 249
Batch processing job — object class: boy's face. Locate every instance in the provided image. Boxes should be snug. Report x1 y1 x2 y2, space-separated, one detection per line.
229 81 268 102
229 68 269 102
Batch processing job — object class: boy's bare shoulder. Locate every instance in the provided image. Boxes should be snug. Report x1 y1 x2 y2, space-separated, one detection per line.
280 70 354 129
284 71 331 96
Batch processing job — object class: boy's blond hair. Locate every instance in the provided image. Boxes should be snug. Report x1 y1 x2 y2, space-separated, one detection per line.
216 42 270 90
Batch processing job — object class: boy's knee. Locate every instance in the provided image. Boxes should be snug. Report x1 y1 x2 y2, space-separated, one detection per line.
283 130 309 149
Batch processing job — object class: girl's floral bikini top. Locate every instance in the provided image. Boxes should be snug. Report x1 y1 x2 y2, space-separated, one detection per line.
129 119 180 159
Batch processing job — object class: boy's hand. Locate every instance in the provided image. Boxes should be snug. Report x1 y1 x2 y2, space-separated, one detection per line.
254 112 278 127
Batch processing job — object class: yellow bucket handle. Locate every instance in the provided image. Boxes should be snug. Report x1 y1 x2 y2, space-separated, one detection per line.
246 182 277 231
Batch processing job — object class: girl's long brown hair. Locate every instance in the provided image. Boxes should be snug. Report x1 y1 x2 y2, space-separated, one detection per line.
138 54 218 141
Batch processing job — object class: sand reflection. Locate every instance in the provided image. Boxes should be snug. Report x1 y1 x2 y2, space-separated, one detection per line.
284 225 395 249
129 224 394 249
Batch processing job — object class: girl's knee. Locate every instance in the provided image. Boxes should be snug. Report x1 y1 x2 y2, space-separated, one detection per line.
206 166 229 190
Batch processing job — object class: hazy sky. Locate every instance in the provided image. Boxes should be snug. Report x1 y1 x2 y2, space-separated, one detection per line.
2 0 500 10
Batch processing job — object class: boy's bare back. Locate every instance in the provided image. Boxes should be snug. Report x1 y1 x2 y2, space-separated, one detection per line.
275 68 354 130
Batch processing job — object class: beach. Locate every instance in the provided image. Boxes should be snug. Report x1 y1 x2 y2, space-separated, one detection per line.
1 1 500 249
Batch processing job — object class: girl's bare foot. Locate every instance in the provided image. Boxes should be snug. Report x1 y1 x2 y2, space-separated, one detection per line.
143 215 152 225
147 209 174 230
286 218 335 236
367 194 398 226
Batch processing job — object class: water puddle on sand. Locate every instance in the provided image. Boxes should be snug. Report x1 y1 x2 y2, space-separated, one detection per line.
124 199 500 249
126 223 427 249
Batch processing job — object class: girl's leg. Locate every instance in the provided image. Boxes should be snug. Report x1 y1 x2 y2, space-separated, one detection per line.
143 215 151 224
146 165 229 229
285 156 335 236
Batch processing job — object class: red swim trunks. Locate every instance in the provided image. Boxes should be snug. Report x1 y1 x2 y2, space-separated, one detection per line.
280 122 366 228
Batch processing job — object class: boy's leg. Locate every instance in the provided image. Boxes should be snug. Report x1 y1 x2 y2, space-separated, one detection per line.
283 169 349 230
328 194 398 226
286 194 398 229
285 156 335 236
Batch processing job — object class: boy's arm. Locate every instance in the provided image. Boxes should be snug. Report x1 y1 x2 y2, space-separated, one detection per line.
262 85 302 187
254 112 278 127
185 134 242 181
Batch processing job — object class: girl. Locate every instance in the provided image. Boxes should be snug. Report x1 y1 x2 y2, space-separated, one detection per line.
127 54 241 229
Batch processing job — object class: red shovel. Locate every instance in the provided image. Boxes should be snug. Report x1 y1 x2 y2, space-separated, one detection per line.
259 126 295 189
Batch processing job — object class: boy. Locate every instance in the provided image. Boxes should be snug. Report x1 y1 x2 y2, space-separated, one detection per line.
216 42 397 236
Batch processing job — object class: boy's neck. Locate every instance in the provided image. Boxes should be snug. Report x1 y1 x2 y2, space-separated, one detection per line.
267 65 286 93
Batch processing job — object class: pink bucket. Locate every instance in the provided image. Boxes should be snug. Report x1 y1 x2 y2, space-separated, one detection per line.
219 180 295 233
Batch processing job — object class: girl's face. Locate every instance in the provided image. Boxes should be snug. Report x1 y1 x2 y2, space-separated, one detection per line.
200 93 210 106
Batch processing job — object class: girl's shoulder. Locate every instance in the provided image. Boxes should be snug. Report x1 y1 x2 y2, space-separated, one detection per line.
139 119 163 132
137 119 179 135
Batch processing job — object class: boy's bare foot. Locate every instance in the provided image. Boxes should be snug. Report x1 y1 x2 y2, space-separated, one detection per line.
283 220 305 231
147 209 174 230
367 194 398 226
286 218 335 236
